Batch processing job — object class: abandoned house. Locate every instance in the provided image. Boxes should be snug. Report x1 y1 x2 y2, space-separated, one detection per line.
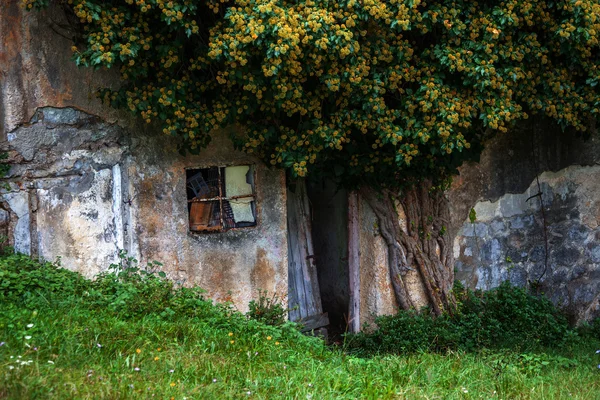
1 3 600 334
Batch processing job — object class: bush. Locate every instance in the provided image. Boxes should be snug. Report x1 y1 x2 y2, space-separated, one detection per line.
347 281 573 354
247 290 287 326
0 254 88 305
0 252 231 324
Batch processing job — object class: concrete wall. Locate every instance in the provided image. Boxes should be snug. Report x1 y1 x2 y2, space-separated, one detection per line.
0 3 288 312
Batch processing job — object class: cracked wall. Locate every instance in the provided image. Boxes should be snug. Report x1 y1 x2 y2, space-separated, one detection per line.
0 3 288 312
1 107 288 312
449 122 600 323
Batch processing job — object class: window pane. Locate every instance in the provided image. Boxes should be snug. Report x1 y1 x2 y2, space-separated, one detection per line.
187 167 220 199
224 165 255 224
186 165 256 232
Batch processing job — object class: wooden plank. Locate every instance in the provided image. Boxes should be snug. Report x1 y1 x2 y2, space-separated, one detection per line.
287 183 309 320
348 191 361 333
287 189 307 321
299 312 330 332
287 178 324 321
297 179 322 317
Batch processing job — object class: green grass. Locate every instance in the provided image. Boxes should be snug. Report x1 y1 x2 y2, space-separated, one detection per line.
1 254 600 399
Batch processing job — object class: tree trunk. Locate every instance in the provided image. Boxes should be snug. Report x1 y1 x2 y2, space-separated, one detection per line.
359 183 455 315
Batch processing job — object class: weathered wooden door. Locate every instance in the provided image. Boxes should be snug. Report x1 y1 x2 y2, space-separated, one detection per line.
287 179 329 332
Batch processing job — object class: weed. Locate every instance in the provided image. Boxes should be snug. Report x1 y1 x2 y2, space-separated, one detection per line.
247 289 287 326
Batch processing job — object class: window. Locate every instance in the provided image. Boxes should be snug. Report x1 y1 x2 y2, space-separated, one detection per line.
186 165 257 232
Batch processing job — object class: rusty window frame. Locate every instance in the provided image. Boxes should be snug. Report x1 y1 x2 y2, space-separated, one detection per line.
186 165 257 233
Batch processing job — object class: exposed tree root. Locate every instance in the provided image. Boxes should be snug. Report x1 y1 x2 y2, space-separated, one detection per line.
360 183 455 316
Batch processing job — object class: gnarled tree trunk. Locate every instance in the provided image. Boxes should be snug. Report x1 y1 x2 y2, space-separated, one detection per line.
359 182 455 315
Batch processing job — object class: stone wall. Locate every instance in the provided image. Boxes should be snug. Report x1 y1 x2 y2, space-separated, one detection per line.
0 3 288 312
450 122 600 323
1 107 288 312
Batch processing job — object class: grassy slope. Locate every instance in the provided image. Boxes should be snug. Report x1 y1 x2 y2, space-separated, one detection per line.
1 256 599 399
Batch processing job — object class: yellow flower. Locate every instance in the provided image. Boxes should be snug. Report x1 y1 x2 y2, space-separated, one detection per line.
170 382 176 387
230 340 235 344
154 356 160 361
275 341 280 345
157 348 161 351
136 348 141 354
228 332 233 337
267 336 272 341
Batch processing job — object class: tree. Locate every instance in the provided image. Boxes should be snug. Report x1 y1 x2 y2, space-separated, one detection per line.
28 0 599 314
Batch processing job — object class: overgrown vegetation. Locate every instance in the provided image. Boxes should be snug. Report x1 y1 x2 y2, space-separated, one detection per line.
1 254 600 398
346 282 583 354
26 0 599 188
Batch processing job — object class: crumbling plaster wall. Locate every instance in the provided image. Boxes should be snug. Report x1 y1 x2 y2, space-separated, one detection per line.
449 122 600 322
0 2 288 312
355 197 429 327
350 120 600 325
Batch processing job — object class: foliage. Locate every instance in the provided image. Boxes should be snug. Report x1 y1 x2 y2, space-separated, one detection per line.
0 254 88 305
347 281 575 354
25 0 600 188
2 254 600 398
247 289 288 326
0 153 10 179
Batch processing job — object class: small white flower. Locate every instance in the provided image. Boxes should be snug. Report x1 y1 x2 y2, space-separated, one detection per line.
24 336 31 340
97 343 102 348
169 369 174 373
0 342 5 346
462 388 468 393
47 360 54 364
596 350 600 354
8 365 14 370
212 379 217 383
246 391 252 396
26 324 34 328
134 367 140 371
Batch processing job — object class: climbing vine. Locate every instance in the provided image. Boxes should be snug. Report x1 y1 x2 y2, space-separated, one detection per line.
26 0 599 189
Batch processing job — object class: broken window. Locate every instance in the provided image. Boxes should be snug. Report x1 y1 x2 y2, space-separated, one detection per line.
186 165 257 232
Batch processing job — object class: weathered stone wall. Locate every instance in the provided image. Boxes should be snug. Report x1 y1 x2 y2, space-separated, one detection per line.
0 1 123 139
349 120 600 326
1 106 288 312
450 122 600 322
0 3 288 312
